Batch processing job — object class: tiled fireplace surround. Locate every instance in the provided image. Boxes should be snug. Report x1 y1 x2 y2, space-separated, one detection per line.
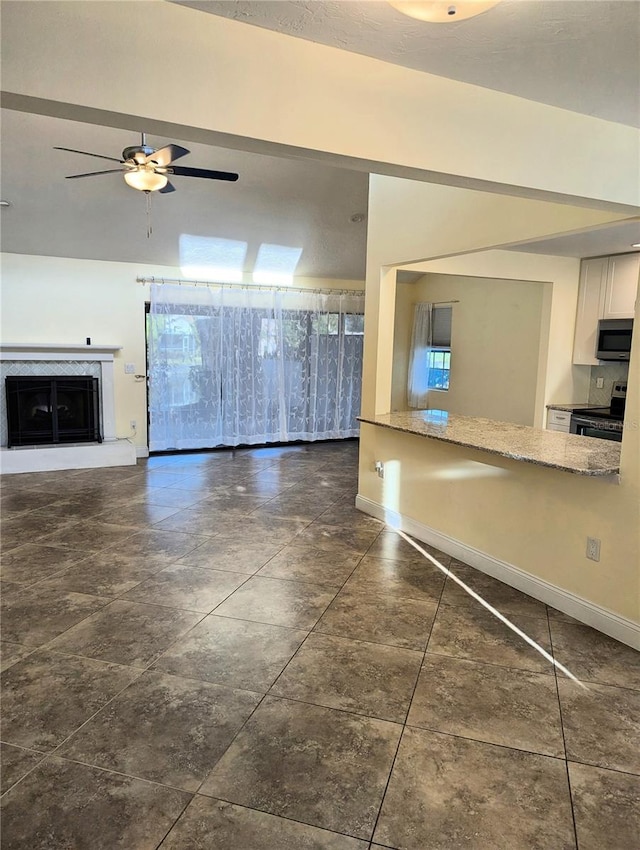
0 344 136 474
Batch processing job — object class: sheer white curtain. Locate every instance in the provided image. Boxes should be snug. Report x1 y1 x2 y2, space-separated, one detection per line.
407 302 433 409
147 283 365 451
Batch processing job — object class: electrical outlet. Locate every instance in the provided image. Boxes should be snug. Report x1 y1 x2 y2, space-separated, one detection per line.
130 419 137 430
586 537 601 562
374 461 385 479
596 377 604 389
124 363 136 374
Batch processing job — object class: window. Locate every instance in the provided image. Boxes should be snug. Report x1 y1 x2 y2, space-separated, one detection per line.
258 318 279 358
345 314 365 335
427 348 451 389
312 313 339 335
427 306 452 391
258 317 308 357
313 313 364 335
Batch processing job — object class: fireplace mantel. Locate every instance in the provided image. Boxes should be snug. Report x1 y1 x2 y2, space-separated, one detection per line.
0 343 122 359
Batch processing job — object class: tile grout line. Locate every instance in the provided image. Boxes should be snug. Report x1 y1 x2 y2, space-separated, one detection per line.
261 522 393 699
174 525 384 835
563 759 640 779
172 545 373 801
175 790 375 847
0 585 269 797
264 551 368 694
0 749 48 800
548 613 581 850
418 647 557 677
2 583 223 774
9 750 195 797
189 692 270 798
152 790 194 850
366 530 448 845
0 663 153 801
33 530 341 804
5 558 323 802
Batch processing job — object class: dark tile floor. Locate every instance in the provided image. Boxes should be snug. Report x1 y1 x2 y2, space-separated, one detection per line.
1 440 639 849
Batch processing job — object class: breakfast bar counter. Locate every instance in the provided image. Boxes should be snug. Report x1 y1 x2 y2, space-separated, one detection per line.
358 410 621 476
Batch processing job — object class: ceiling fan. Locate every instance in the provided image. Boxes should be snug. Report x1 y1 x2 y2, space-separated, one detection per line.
54 133 239 193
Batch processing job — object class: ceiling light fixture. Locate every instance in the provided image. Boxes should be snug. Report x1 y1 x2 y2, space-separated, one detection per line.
123 165 168 193
388 0 502 23
632 242 640 248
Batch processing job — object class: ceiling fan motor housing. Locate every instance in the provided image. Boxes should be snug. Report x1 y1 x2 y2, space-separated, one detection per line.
122 145 155 164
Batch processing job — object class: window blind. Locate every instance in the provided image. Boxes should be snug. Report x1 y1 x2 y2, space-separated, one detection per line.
431 306 452 347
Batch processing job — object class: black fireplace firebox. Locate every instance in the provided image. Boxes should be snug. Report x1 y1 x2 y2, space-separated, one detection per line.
5 376 101 447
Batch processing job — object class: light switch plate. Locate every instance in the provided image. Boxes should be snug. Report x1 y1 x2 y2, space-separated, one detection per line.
124 363 136 374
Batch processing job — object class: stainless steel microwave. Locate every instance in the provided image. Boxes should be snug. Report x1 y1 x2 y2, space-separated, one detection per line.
596 318 633 361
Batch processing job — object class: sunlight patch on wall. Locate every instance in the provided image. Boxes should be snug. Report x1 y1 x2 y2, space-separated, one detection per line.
381 458 402 515
179 234 247 282
252 243 303 285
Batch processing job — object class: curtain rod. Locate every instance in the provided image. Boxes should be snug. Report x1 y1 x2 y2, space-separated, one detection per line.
431 299 460 305
136 276 364 296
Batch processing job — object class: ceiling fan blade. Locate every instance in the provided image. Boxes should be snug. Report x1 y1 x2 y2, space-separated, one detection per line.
54 146 123 163
146 144 190 167
65 169 124 179
169 166 239 182
158 181 176 194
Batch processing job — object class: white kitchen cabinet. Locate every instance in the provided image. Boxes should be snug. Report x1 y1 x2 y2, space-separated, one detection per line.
603 253 639 319
573 258 607 366
572 253 638 365
547 409 571 433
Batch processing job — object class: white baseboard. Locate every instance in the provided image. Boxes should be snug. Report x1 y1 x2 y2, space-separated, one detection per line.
136 446 150 459
356 494 640 651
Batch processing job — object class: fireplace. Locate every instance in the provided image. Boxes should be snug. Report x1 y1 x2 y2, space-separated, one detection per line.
1 342 136 474
6 376 101 447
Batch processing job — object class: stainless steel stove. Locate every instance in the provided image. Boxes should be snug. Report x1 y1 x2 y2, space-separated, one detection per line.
570 383 626 442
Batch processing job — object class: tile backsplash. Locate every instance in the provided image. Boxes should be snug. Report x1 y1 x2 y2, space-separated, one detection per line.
588 362 629 406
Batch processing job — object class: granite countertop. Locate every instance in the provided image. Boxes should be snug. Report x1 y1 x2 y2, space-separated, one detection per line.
546 403 594 412
358 410 621 476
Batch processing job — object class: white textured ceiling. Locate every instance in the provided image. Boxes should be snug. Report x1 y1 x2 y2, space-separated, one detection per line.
0 110 369 279
177 0 640 127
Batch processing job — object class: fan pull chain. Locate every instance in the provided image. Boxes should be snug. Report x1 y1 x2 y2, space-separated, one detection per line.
145 190 152 238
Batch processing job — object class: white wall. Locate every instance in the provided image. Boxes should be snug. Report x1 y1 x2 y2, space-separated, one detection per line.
0 253 364 451
363 179 618 419
396 250 593 424
1 254 150 449
392 273 547 425
2 0 639 207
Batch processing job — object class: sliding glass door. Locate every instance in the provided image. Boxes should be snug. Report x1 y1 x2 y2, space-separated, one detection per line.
147 283 364 452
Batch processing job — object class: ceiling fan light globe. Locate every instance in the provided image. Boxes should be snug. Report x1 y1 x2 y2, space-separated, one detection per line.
123 168 168 192
388 0 501 22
